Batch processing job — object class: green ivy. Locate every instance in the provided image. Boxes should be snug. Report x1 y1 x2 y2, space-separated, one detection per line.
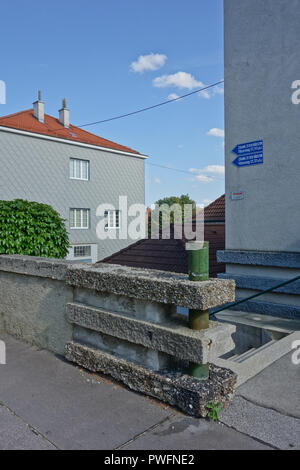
0 199 69 259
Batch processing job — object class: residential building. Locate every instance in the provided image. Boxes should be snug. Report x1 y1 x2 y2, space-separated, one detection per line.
219 0 300 319
0 93 146 263
100 195 225 277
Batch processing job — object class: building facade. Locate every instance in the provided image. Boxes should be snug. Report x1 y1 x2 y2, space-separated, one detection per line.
219 0 300 318
0 96 146 263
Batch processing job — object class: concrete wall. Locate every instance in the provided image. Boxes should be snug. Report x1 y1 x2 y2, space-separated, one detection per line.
0 254 237 416
0 254 235 356
224 0 300 252
0 256 74 355
222 0 300 317
0 129 145 261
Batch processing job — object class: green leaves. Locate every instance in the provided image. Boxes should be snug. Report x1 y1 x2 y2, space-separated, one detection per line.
206 401 222 422
0 199 69 259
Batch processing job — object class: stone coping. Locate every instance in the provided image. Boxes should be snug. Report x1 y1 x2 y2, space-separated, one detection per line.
66 263 235 310
218 273 300 295
0 254 72 281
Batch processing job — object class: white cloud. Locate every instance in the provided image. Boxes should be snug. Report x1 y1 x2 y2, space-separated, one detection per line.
154 177 161 184
202 165 225 175
213 85 224 95
194 174 214 183
206 128 225 138
131 53 167 73
198 89 211 100
188 165 225 183
190 165 225 175
153 71 205 90
168 93 180 100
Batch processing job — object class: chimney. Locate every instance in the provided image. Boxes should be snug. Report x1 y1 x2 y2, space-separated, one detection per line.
59 98 69 128
33 90 44 123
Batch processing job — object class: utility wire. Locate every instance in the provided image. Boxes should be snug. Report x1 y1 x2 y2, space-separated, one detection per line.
146 162 194 176
78 80 224 128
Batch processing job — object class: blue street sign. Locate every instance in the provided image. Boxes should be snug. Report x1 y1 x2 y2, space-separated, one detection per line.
232 140 264 167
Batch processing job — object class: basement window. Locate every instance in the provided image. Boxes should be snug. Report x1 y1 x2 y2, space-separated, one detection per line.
69 158 90 180
74 245 92 257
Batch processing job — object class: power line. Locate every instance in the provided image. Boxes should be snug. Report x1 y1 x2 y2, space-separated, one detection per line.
146 162 194 176
78 80 224 128
146 162 224 183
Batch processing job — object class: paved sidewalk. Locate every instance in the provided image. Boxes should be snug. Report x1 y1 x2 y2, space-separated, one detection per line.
0 333 298 450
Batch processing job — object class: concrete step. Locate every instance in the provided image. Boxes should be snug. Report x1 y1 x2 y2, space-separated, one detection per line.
232 348 256 363
66 302 236 364
231 341 276 363
215 310 300 334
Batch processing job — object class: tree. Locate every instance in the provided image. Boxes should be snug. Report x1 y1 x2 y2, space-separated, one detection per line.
155 194 196 211
0 199 69 259
148 194 196 235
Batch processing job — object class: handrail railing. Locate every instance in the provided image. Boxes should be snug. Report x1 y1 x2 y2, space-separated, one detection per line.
211 274 300 316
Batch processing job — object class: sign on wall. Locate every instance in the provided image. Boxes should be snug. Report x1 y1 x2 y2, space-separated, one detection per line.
232 140 263 167
231 191 245 200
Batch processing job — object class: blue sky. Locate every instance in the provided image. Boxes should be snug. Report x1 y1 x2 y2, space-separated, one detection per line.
0 0 224 206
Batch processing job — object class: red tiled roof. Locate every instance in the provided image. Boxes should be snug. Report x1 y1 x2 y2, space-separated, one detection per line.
0 109 140 155
99 224 225 277
204 194 225 221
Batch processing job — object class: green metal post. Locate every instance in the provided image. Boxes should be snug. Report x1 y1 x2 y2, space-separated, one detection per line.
188 241 209 282
186 241 210 380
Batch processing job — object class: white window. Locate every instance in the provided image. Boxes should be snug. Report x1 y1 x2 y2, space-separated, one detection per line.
74 245 92 257
69 158 89 180
66 244 98 263
70 209 90 229
105 210 120 229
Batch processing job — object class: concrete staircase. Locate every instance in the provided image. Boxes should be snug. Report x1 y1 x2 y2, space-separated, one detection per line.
214 309 300 385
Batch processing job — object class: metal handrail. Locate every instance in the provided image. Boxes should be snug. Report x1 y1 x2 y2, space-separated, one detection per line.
211 274 300 316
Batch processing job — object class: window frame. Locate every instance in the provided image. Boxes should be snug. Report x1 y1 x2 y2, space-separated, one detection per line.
73 245 92 258
70 208 90 230
69 158 90 181
105 210 121 230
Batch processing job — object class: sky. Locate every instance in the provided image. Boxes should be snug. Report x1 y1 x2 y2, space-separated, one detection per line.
0 0 224 207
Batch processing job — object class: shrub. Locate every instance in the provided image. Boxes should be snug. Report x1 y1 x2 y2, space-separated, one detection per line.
0 199 69 259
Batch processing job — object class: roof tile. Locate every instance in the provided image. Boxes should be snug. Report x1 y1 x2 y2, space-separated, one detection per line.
0 109 140 155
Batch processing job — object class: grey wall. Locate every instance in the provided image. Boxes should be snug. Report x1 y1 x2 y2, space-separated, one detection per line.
0 129 145 260
224 0 300 252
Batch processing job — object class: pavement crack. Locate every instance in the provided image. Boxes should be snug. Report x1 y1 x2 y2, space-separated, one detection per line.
237 393 300 421
115 412 176 450
219 419 278 450
0 400 60 450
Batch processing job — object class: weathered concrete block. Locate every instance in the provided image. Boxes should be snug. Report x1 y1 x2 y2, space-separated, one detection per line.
67 302 236 363
73 326 184 371
74 288 176 323
66 264 235 310
65 341 237 418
